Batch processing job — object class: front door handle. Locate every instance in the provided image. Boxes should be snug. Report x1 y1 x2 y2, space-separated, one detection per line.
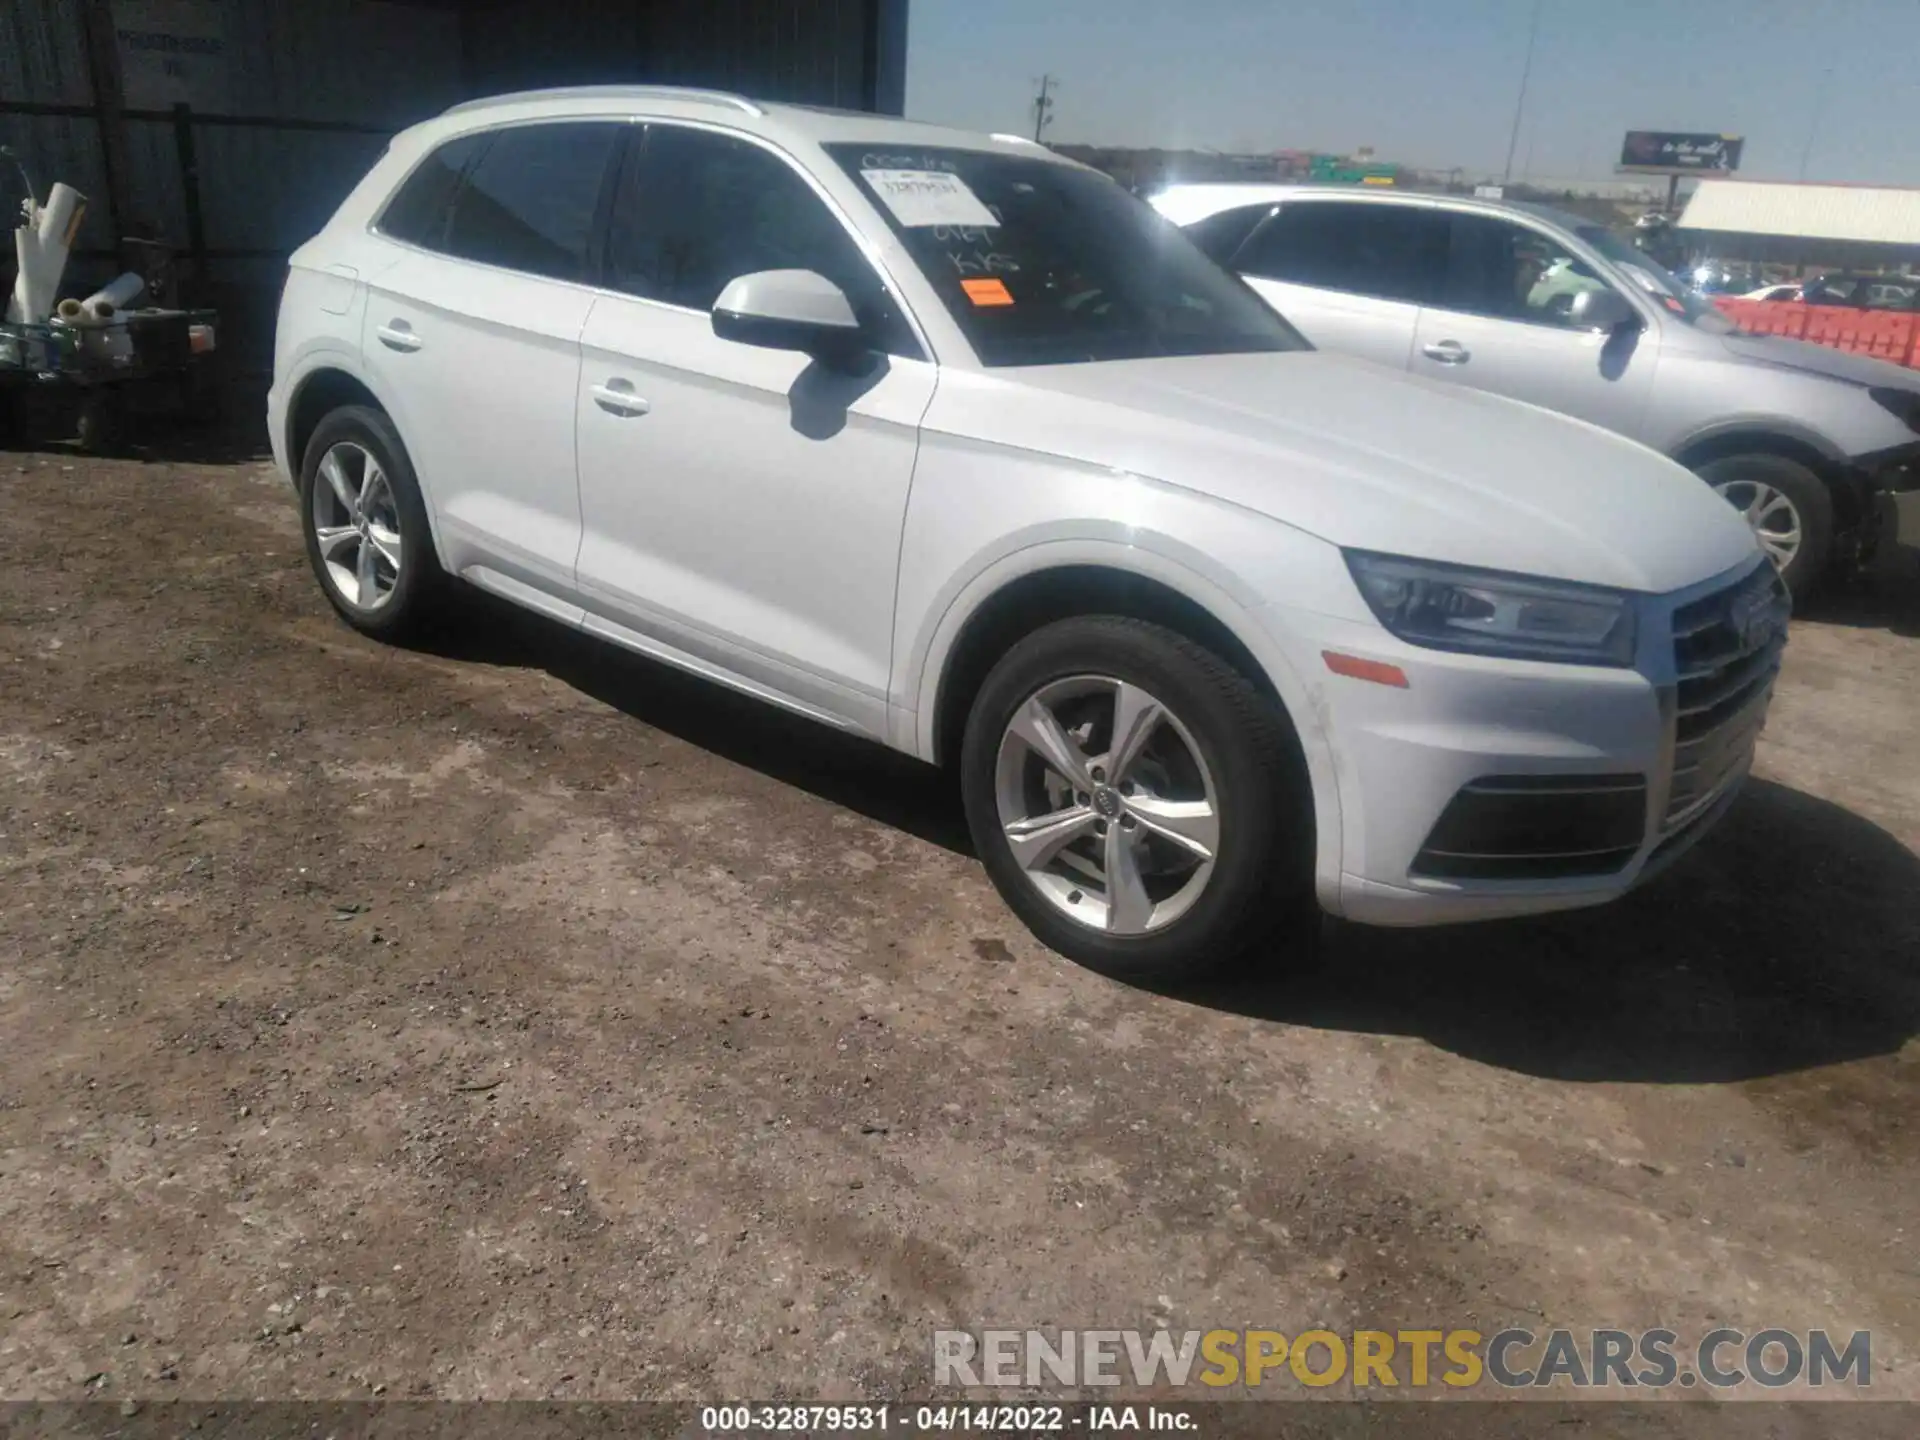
376 322 423 353
592 380 651 417
1421 339 1470 365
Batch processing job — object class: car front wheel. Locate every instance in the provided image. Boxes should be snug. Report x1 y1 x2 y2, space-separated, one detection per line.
960 616 1314 982
1695 452 1833 599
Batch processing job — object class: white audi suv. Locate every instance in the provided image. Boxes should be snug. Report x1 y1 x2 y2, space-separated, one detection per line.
269 87 1785 980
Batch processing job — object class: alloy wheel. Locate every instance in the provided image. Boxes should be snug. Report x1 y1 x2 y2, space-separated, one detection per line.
311 441 403 611
1711 477 1803 573
992 675 1220 936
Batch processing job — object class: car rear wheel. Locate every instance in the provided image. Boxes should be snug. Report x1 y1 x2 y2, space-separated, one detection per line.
299 405 445 640
960 616 1315 982
1695 452 1833 599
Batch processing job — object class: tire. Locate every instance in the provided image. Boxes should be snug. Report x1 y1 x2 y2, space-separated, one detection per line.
1694 452 1834 599
959 615 1315 983
298 404 446 641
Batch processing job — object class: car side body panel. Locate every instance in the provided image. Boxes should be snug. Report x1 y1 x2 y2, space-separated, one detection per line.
575 288 939 734
1244 274 1421 373
358 246 595 598
887 401 1354 906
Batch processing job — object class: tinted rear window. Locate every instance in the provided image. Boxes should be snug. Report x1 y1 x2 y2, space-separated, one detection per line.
1237 202 1447 304
378 135 485 250
441 123 624 282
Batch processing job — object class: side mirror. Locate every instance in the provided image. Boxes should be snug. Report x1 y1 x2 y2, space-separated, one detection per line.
712 269 868 368
1569 287 1639 334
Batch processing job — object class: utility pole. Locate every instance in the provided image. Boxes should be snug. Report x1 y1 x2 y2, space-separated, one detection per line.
1032 74 1058 143
1501 0 1542 185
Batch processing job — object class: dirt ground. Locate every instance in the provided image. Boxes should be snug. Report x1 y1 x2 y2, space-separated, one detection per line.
1 424 1917 1412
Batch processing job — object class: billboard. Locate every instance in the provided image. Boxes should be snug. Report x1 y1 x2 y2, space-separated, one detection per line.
1307 154 1399 185
1618 131 1744 175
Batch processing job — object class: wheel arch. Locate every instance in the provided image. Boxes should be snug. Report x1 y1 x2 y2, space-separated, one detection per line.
1671 424 1873 534
286 365 385 479
928 563 1283 768
911 545 1344 902
284 361 451 569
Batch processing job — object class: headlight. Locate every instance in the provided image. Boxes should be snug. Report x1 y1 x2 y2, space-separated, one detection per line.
1344 551 1638 667
1869 386 1920 435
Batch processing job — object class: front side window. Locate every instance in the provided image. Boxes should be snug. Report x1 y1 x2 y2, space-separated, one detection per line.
825 144 1304 367
378 134 486 251
439 123 623 283
606 125 920 358
1572 223 1733 331
1236 202 1447 305
1443 214 1619 329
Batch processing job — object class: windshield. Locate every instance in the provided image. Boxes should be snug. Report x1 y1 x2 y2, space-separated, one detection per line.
1575 224 1735 333
825 144 1307 367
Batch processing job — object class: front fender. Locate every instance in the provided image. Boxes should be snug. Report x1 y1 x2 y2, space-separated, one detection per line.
274 342 453 571
894 526 1349 910
1669 413 1851 468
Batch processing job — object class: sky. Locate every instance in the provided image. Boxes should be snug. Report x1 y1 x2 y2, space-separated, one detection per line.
904 0 1920 187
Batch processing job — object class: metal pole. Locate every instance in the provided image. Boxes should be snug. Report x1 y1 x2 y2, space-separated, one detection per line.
1502 0 1542 185
173 103 208 287
77 0 135 246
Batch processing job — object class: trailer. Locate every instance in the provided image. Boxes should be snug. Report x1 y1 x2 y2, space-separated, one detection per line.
1 306 220 452
3 154 221 452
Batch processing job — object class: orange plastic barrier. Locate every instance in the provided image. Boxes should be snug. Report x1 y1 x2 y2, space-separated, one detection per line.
1713 296 1920 370
1803 305 1915 361
1714 297 1806 338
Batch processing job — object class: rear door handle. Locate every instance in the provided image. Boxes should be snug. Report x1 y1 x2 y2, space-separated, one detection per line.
1421 339 1470 365
592 380 651 417
376 321 423 353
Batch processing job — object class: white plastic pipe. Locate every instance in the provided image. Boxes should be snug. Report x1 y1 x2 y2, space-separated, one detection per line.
6 182 88 325
85 270 145 314
55 271 145 325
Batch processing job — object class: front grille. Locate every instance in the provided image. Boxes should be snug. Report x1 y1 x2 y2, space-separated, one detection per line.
1413 773 1648 881
1666 563 1789 826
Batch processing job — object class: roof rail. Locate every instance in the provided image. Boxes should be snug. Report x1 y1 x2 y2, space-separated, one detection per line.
443 85 764 119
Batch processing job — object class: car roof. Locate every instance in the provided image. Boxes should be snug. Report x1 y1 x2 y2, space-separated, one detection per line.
1150 181 1602 235
420 85 1073 164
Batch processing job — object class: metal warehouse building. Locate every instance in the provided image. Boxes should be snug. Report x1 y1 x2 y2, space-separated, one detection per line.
2 0 909 313
1677 178 1920 271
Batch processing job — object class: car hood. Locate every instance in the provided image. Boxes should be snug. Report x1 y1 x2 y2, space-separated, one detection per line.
943 351 1758 593
1720 331 1920 390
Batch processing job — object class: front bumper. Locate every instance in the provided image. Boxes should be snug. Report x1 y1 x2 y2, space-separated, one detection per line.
1277 558 1787 927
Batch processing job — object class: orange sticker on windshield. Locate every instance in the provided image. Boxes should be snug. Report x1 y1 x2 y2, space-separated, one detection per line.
961 278 1014 307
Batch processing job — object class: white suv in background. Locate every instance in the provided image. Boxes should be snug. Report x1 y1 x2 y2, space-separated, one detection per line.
1153 184 1920 597
270 87 1782 981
